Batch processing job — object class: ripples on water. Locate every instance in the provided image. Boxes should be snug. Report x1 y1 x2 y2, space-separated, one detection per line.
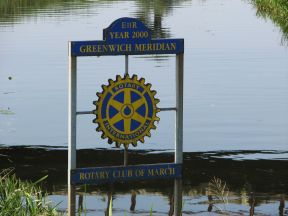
0 0 287 151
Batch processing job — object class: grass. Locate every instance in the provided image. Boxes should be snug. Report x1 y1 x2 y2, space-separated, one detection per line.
0 168 61 216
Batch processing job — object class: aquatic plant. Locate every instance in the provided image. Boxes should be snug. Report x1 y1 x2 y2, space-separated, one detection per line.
108 195 113 216
0 109 14 115
207 176 230 214
149 204 154 216
0 168 61 216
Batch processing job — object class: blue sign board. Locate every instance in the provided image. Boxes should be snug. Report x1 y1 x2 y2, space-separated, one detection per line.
71 163 182 185
71 17 184 56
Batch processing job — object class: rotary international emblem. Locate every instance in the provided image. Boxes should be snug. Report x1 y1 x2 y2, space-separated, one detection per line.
93 74 160 148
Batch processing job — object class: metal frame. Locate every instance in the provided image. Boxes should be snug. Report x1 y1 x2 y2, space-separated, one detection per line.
68 43 184 216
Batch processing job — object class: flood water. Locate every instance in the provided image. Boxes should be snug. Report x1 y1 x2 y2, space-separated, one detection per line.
0 0 288 215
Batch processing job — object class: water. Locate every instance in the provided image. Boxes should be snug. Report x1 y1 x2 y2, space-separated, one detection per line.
0 0 287 153
0 1 287 214
50 192 287 215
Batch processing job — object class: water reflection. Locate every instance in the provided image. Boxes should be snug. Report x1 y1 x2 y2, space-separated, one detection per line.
0 0 79 24
1 146 287 214
249 192 255 216
2 0 287 46
1 0 287 151
133 0 190 38
71 186 287 215
279 194 285 216
0 0 188 39
129 190 137 211
78 194 84 213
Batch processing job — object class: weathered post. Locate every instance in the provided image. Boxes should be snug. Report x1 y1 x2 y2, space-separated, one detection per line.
68 42 77 216
124 54 129 166
174 53 184 216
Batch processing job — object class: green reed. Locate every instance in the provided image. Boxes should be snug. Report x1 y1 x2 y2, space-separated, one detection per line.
251 0 288 44
0 168 61 216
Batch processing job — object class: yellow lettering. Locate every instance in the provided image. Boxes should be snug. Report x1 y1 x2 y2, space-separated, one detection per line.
113 171 119 178
84 172 91 180
80 46 86 53
154 169 159 176
87 46 93 53
102 45 108 52
127 170 133 177
109 32 130 39
147 43 153 51
135 43 176 52
109 45 115 52
105 171 109 178
79 45 98 53
135 44 141 51
135 169 144 177
79 172 85 180
127 44 132 52
165 43 170 50
99 171 105 179
96 45 102 52
171 43 176 50
148 169 154 176
159 168 166 176
121 22 137 29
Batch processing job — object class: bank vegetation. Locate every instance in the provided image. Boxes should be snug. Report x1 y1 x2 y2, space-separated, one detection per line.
251 0 288 44
0 168 61 216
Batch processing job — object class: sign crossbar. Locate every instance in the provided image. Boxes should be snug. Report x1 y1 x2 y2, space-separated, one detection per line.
76 107 177 115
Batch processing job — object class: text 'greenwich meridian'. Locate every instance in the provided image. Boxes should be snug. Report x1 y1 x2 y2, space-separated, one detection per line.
79 42 177 54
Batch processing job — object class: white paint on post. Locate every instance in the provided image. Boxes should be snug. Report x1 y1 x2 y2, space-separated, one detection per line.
68 41 77 216
175 53 184 164
124 54 129 166
174 53 184 216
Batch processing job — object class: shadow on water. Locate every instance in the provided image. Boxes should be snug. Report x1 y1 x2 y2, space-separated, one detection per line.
2 145 287 214
0 145 287 193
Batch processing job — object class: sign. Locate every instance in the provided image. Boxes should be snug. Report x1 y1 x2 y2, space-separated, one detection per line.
71 163 182 185
93 74 160 148
71 17 184 56
68 17 184 216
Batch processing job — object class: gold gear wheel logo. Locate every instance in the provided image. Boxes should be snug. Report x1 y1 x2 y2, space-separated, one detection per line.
93 74 160 148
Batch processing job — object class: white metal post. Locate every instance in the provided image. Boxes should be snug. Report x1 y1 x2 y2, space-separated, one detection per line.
175 53 184 164
68 41 77 216
174 53 184 216
124 54 129 166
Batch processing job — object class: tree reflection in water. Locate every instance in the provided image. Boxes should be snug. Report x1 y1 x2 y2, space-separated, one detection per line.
1 146 287 214
129 190 137 211
0 0 188 39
